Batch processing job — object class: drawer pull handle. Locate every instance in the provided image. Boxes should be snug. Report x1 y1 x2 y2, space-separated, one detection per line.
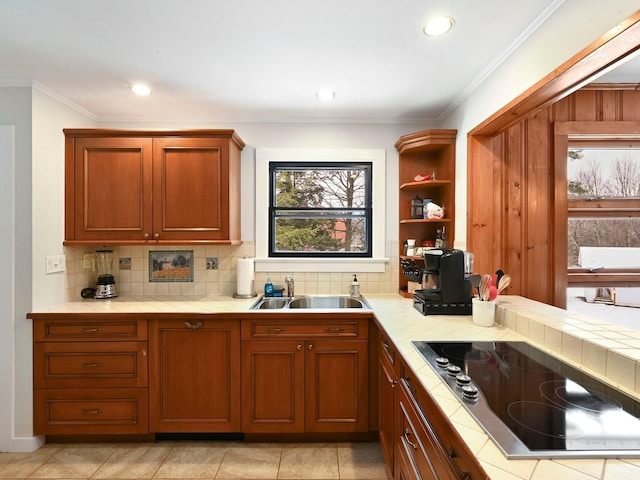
382 340 391 350
265 327 285 333
184 321 203 330
325 327 345 332
82 409 102 415
404 428 418 450
81 327 102 333
404 377 417 394
448 447 471 480
82 362 103 368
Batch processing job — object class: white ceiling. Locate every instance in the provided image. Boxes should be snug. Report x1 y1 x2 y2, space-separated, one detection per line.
0 0 629 124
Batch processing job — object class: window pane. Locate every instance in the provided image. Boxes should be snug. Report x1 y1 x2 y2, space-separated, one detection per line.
568 148 640 199
273 216 367 253
568 217 640 267
274 167 367 208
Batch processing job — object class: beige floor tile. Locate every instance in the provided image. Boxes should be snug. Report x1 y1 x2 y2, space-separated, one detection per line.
337 444 388 480
153 445 226 478
278 447 338 479
93 444 173 479
29 446 116 478
0 448 61 478
216 447 282 479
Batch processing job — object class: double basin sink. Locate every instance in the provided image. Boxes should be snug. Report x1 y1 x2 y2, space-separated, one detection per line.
250 295 371 310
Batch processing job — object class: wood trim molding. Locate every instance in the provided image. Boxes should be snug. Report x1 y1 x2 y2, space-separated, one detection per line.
470 11 640 136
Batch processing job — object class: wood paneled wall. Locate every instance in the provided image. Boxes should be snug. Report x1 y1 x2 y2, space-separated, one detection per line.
467 87 640 307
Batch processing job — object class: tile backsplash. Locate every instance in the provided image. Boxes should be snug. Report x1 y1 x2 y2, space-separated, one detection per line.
63 242 399 301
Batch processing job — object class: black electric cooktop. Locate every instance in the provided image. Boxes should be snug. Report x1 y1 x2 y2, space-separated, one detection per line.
412 341 640 458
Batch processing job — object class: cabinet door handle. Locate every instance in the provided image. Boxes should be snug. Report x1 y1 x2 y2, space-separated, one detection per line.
325 327 345 332
448 447 471 480
82 362 103 368
81 327 102 333
404 376 417 393
82 409 102 415
154 233 160 239
308 344 313 350
404 428 418 450
265 327 285 333
184 321 202 329
144 233 149 239
297 344 302 350
382 340 391 350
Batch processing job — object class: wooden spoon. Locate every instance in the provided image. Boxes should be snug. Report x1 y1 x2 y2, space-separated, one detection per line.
497 274 511 294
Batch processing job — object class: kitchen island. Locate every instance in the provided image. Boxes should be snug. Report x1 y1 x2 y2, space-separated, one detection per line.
28 294 640 479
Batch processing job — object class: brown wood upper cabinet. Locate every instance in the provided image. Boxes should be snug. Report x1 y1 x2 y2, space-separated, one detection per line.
64 129 245 245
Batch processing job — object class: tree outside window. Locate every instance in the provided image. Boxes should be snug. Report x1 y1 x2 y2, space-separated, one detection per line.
567 148 640 267
269 162 372 257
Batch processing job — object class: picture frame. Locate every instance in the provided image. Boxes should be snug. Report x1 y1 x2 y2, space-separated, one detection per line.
149 250 194 282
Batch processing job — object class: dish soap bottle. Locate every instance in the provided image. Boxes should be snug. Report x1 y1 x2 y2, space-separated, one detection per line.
350 274 360 298
264 277 274 297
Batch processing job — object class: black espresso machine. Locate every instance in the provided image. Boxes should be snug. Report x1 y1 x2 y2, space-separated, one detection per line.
413 249 472 315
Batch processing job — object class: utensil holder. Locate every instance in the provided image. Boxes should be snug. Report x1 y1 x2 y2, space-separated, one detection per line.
472 298 495 327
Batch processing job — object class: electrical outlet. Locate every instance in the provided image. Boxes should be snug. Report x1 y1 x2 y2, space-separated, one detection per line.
45 255 66 274
83 253 95 271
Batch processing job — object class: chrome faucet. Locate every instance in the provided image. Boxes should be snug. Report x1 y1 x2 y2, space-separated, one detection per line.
285 275 294 298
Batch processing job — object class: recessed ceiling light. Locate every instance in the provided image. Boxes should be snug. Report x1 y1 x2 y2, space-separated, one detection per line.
423 16 454 37
130 84 152 96
316 88 336 101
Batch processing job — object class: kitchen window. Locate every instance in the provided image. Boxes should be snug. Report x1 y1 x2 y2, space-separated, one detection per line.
254 148 387 273
567 145 640 287
269 162 372 258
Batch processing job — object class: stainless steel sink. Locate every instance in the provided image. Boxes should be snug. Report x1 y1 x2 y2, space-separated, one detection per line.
288 296 367 309
250 295 371 310
255 298 289 309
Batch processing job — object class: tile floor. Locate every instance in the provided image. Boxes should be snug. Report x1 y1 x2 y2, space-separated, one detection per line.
0 442 391 480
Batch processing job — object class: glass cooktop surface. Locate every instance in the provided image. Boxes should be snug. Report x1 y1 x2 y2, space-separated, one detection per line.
412 341 640 458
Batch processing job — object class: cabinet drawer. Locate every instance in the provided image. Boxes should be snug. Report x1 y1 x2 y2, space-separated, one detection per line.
400 373 488 479
34 342 148 388
34 388 148 435
243 319 368 340
34 319 147 342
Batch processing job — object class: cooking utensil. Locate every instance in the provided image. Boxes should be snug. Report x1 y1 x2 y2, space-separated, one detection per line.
468 274 482 297
488 285 498 301
497 274 511 294
480 274 492 301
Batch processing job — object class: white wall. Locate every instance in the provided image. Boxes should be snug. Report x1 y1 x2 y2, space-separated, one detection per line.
441 0 640 248
0 87 34 451
31 88 96 309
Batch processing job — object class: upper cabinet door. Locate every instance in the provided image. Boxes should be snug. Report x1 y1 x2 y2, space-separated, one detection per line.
64 129 244 245
152 137 229 241
71 136 153 242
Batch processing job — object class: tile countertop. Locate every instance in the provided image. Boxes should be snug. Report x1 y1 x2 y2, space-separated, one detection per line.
29 294 640 479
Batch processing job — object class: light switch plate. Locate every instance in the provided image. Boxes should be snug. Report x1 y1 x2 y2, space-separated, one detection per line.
45 255 66 274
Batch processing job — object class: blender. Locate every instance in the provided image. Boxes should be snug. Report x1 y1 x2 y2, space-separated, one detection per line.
95 249 117 298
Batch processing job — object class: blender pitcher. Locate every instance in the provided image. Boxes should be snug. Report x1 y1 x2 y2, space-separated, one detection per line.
95 249 117 298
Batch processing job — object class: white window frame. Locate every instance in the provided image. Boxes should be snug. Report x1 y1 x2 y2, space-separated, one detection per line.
255 148 388 273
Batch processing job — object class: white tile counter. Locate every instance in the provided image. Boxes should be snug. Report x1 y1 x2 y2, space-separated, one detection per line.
30 294 640 479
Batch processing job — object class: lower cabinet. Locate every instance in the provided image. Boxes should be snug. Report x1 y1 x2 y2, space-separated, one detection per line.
378 332 399 472
32 316 149 435
241 318 369 433
149 318 241 432
390 358 489 480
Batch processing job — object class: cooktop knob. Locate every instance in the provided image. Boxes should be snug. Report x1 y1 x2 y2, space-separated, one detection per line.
462 385 479 401
456 373 471 386
436 357 449 368
447 364 461 376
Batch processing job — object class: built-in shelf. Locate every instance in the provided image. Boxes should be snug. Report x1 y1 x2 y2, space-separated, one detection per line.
396 129 457 297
